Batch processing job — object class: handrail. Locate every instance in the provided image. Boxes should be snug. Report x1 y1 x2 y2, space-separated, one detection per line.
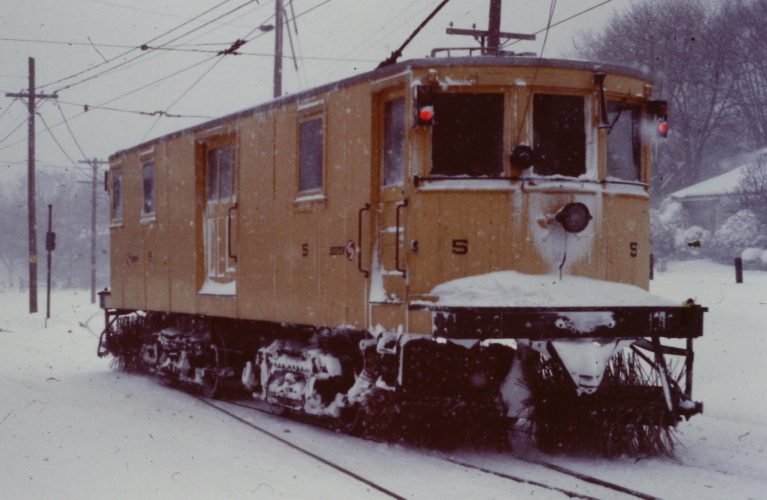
357 203 370 278
227 203 238 263
395 199 409 277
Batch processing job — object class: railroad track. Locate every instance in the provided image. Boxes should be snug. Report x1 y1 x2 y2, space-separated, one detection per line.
194 395 664 500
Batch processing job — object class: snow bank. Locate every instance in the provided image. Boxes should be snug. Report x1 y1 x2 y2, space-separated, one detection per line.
430 271 677 308
741 247 763 261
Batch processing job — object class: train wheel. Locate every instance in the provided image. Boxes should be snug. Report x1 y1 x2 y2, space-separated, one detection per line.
335 403 361 435
201 346 222 399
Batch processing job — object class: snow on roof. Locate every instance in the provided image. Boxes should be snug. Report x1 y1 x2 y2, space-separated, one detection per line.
670 147 767 201
429 271 677 308
670 164 747 200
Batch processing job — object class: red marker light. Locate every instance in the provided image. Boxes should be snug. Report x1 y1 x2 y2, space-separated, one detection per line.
658 121 669 137
418 108 433 122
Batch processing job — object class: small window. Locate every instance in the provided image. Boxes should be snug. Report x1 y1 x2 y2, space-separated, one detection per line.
299 117 324 192
112 170 123 221
207 144 237 202
431 93 504 176
383 98 405 186
142 161 155 216
606 100 641 181
533 94 586 177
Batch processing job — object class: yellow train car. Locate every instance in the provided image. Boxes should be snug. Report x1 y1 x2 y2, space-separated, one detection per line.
99 56 704 454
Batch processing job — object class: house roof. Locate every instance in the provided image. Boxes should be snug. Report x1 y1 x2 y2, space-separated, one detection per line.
670 165 748 201
670 147 767 201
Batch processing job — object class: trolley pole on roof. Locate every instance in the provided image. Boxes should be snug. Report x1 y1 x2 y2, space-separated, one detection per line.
5 57 58 314
78 158 109 304
274 0 284 98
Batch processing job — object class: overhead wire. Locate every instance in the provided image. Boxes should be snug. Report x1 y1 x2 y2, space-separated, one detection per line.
287 0 309 89
139 56 228 143
501 0 616 49
55 102 89 160
313 0 440 82
85 0 258 30
514 0 558 145
37 112 92 178
41 0 260 92
0 56 217 154
57 100 214 119
0 98 19 123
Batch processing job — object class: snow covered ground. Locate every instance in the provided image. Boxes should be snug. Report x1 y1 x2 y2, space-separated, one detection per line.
1 260 765 499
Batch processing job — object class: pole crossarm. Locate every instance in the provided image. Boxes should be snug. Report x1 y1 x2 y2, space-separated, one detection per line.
445 28 536 41
5 92 59 99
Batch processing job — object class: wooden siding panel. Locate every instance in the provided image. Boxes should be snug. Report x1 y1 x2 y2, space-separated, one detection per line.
237 113 276 322
165 135 198 314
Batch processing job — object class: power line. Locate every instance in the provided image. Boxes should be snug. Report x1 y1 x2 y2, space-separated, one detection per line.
37 112 91 178
0 119 26 147
0 98 19 123
85 0 263 30
514 0 558 145
57 99 214 119
55 102 88 160
313 0 440 82
139 56 227 143
0 55 216 154
39 0 251 92
502 0 616 49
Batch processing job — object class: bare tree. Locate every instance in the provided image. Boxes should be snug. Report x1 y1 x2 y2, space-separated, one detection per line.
0 170 109 290
577 0 743 201
730 0 767 150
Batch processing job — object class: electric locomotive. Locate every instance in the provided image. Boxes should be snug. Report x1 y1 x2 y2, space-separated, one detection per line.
98 54 704 454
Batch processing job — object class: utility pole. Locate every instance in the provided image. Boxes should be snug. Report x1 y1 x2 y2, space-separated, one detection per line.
445 0 535 55
6 57 58 314
487 0 502 54
274 0 284 98
78 158 109 304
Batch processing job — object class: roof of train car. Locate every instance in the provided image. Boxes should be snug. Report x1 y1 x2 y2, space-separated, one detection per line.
111 56 651 160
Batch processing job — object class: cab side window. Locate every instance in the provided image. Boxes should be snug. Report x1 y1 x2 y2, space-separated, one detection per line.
533 94 586 177
142 161 155 216
606 100 641 181
431 93 504 177
111 170 123 221
383 97 405 186
207 144 237 202
299 117 323 193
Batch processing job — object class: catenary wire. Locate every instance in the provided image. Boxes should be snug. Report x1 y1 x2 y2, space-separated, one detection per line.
514 0 557 145
501 0 616 49
42 0 259 92
85 0 259 30
37 112 92 178
139 56 227 143
0 98 19 122
57 100 214 119
313 0 440 82
55 102 89 160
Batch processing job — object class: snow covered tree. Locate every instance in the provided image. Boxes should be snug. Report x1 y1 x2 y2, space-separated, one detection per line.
729 153 767 228
0 170 109 290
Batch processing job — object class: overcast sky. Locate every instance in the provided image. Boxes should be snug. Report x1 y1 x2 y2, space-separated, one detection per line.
0 0 632 184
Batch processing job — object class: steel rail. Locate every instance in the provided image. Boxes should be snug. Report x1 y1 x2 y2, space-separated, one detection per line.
194 396 407 500
200 396 664 500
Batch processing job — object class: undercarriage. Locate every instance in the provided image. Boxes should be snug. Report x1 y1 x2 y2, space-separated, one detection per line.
98 302 705 455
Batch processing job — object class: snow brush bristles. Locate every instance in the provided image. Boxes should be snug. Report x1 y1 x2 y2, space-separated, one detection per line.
357 389 509 451
523 349 677 457
105 313 171 373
